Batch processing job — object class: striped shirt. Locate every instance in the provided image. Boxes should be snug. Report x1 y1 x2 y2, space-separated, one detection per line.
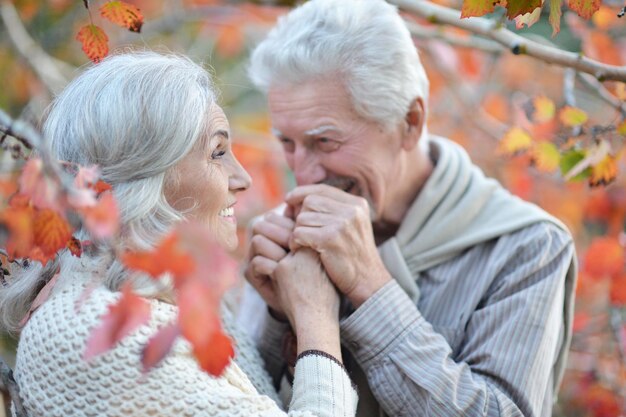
258 221 574 417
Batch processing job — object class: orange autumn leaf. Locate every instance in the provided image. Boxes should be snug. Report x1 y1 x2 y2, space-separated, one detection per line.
141 323 180 372
481 94 509 123
1 202 35 261
498 127 533 156
559 106 588 127
0 176 18 197
583 189 612 221
76 24 109 63
100 1 143 33
617 120 626 136
79 191 119 240
30 209 73 265
568 0 601 19
589 154 617 187
584 32 622 66
505 0 543 18
84 282 151 360
122 231 195 282
530 141 561 173
178 279 233 375
583 237 624 279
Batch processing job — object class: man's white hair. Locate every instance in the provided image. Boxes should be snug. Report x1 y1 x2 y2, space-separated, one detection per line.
0 51 217 332
249 0 430 132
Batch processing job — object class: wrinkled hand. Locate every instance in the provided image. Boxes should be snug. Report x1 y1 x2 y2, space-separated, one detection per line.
272 248 340 332
286 184 392 307
243 211 294 316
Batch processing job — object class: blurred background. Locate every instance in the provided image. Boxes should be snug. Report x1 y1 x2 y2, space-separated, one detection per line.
0 0 625 415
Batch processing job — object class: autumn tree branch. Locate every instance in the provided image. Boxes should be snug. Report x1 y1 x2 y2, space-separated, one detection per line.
0 1 74 94
391 0 626 82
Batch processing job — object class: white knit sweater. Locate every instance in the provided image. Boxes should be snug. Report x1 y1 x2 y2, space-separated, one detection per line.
14 269 357 417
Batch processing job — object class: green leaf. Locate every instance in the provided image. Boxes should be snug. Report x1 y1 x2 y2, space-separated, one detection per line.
560 149 591 181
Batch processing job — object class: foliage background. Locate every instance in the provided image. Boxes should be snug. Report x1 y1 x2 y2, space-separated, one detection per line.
1 0 625 416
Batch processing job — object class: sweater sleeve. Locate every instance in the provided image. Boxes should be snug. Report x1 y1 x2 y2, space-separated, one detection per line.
340 222 574 417
15 283 357 417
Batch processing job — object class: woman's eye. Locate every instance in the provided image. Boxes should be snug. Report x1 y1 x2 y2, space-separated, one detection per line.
211 149 226 159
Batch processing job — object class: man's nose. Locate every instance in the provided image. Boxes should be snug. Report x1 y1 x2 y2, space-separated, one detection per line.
292 146 325 185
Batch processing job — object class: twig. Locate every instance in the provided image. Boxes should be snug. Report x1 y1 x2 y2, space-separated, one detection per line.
0 1 73 94
0 357 26 417
577 73 626 116
405 20 503 53
390 0 626 82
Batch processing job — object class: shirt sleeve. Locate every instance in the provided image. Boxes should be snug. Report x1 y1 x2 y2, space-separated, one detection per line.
340 223 574 417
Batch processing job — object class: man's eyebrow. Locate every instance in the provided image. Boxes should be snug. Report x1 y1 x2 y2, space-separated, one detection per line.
304 125 339 136
212 129 230 140
271 128 283 138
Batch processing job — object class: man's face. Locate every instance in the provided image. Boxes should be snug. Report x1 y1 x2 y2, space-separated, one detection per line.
268 78 407 222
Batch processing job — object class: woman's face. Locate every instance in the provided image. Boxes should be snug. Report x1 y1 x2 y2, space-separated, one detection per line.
165 104 251 251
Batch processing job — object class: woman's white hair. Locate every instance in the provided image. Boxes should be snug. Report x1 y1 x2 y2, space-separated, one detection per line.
249 0 430 133
0 51 217 332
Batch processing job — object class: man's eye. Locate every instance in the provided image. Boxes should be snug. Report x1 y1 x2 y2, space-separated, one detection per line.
279 138 295 153
317 137 340 152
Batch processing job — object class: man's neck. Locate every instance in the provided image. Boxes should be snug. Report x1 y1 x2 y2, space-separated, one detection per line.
372 143 435 245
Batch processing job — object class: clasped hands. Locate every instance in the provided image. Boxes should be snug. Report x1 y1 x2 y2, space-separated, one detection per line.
244 184 393 333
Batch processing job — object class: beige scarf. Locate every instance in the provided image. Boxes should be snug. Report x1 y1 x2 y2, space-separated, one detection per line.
376 135 577 394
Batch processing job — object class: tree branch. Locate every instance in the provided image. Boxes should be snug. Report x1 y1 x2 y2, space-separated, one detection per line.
0 1 73 94
390 0 626 82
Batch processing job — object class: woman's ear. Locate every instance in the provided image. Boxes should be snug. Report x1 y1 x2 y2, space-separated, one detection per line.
402 97 425 151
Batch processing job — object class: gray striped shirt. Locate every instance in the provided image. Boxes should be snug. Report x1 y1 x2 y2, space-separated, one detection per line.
259 221 574 417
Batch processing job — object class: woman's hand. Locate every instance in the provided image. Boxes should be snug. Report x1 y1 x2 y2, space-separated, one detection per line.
272 248 342 359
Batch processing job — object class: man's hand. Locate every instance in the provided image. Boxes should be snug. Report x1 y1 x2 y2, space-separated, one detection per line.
243 211 294 316
286 184 392 308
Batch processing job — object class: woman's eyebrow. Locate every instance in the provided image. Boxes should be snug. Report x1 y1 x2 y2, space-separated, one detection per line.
212 129 230 140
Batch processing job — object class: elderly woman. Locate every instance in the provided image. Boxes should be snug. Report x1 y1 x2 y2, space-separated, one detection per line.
0 52 357 416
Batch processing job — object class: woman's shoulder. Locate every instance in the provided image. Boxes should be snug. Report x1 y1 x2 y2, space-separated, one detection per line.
14 279 271 416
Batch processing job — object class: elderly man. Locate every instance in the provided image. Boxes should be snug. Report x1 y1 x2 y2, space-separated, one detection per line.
242 0 577 416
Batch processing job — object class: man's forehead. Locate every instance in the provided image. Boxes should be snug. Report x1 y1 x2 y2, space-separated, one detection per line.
272 125 340 137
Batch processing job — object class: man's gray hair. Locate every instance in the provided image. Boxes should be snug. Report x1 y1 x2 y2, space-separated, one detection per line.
249 0 429 132
0 51 217 332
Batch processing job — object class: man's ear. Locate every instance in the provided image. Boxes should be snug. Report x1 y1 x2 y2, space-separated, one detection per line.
402 97 425 151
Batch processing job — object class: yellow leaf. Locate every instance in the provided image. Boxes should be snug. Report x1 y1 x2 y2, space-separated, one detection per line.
549 0 562 36
559 106 588 127
533 96 556 123
461 0 496 18
589 154 617 187
564 140 610 180
531 141 561 173
498 127 533 156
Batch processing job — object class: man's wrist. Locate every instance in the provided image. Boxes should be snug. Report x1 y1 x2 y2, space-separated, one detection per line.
346 273 392 308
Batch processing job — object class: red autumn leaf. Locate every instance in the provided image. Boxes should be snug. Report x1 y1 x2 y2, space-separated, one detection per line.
122 231 195 282
583 237 624 279
0 176 18 197
78 191 119 240
178 279 233 376
568 0 601 19
93 180 112 195
141 323 180 372
84 282 151 360
76 24 109 63
100 1 143 33
67 237 82 257
19 158 63 213
31 209 73 265
584 383 622 417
